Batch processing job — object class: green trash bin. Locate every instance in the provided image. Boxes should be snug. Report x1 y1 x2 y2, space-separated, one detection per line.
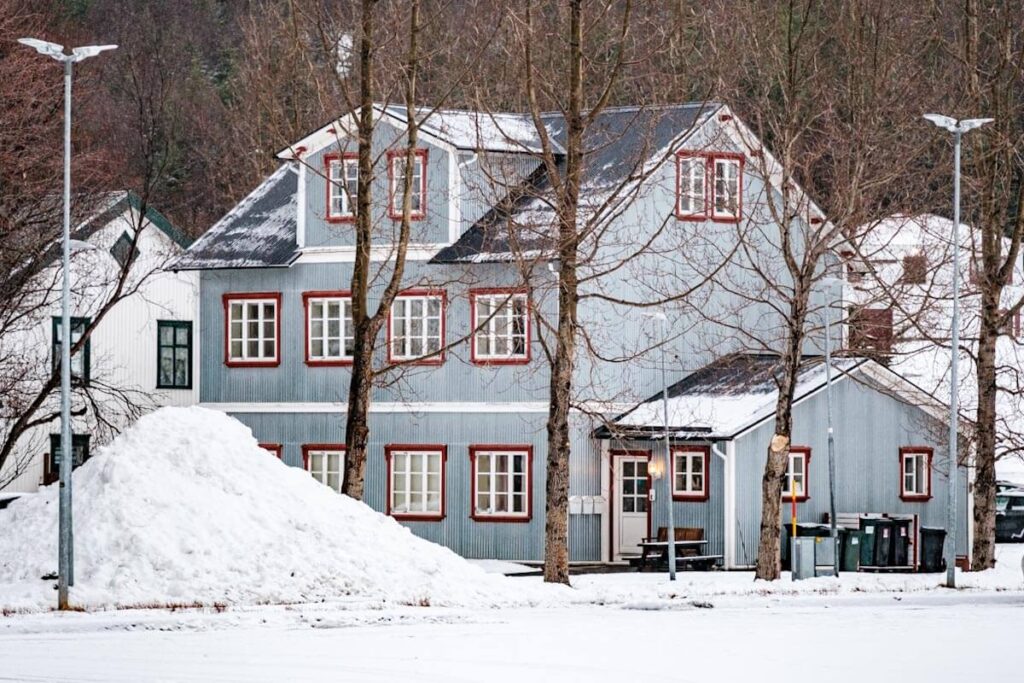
841 529 862 572
860 517 882 567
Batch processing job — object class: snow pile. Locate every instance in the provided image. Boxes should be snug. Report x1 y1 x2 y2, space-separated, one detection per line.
0 407 566 612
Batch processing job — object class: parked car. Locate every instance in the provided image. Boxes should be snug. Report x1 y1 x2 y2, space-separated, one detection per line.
996 490 1024 543
997 480 1024 495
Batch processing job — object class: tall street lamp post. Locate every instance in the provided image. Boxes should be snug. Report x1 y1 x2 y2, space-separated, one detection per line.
923 113 993 589
643 311 676 581
18 37 116 610
821 276 843 576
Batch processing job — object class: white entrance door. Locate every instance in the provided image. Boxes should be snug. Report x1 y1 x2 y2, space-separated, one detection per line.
615 456 650 558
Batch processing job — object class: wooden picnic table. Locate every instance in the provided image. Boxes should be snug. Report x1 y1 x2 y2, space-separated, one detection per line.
634 540 720 571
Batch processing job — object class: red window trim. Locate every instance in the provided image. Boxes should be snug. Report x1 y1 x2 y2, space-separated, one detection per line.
670 445 711 502
784 446 811 503
384 444 447 521
674 151 744 224
324 152 359 224
259 443 283 459
386 148 428 221
386 288 447 366
302 290 354 367
899 446 933 502
222 292 282 368
468 445 534 523
301 443 346 472
468 288 531 366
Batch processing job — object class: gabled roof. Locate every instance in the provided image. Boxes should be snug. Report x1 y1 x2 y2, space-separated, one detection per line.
171 165 298 271
602 352 960 441
431 103 721 263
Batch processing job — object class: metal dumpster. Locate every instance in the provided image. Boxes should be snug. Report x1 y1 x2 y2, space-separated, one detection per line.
872 519 894 567
890 518 912 567
841 529 862 572
859 517 883 567
919 527 947 573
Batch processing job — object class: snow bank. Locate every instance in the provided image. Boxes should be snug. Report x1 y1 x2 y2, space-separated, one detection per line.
0 407 566 612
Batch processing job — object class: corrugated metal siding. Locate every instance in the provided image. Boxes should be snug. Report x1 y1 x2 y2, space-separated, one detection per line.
732 378 971 566
230 409 605 562
458 152 541 233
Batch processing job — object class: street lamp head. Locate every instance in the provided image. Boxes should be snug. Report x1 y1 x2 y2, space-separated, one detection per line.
18 37 66 60
924 113 994 134
640 310 668 322
958 117 994 132
71 45 118 62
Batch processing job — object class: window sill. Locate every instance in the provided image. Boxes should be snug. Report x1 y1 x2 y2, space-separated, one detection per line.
783 495 810 503
305 358 354 367
156 384 194 390
472 356 530 366
325 215 357 224
470 513 532 523
391 513 445 522
899 493 932 502
672 492 710 503
225 359 281 368
674 212 708 222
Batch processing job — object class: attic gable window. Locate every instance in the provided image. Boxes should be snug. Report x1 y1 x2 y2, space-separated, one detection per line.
110 231 139 268
388 149 427 220
326 153 359 222
675 151 743 222
899 447 932 501
901 254 928 285
848 307 894 355
52 316 90 384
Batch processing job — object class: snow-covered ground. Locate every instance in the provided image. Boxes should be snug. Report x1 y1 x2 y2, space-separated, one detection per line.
0 591 1019 682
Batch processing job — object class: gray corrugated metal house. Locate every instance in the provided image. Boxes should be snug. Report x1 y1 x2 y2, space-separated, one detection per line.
173 103 970 568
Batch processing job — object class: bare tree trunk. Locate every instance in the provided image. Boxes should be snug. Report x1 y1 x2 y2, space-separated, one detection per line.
972 302 999 569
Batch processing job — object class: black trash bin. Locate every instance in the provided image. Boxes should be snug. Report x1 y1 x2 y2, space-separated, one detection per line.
919 527 947 573
889 518 912 568
872 519 894 567
860 517 883 567
841 529 862 572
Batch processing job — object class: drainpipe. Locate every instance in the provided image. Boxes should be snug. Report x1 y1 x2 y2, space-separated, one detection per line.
711 442 733 569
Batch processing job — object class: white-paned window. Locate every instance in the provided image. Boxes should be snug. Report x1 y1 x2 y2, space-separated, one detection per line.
390 293 443 362
472 291 529 363
388 447 444 518
225 295 279 364
389 150 426 218
306 294 354 362
676 155 706 217
784 448 810 501
900 448 931 499
472 448 530 519
306 446 345 492
672 447 708 499
713 157 741 219
327 156 359 219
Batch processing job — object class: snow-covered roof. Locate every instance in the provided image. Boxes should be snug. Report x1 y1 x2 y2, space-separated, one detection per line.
172 165 298 271
383 106 563 155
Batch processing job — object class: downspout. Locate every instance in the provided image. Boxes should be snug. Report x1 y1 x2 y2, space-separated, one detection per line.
711 441 735 569
295 147 307 249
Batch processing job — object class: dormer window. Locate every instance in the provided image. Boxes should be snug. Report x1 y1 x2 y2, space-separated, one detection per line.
675 151 743 222
326 153 359 222
388 149 427 220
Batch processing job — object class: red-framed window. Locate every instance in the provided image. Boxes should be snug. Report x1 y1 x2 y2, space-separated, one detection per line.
899 447 932 501
303 291 354 366
674 151 744 223
385 444 446 521
387 289 445 365
784 446 811 502
325 152 359 223
999 308 1021 340
469 445 533 522
302 443 346 493
259 443 282 459
387 149 427 220
469 289 530 365
670 445 710 501
900 254 928 285
848 307 894 355
223 292 281 367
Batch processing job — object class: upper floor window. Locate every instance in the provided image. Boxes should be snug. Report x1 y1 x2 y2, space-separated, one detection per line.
156 320 192 389
675 152 743 222
471 290 529 364
672 446 710 501
52 316 90 384
224 293 280 367
848 307 894 355
901 254 928 285
110 231 139 269
303 444 345 492
388 149 427 220
386 445 445 520
784 447 811 502
899 447 932 501
470 446 531 521
304 292 354 365
389 291 444 364
326 153 359 221
259 443 283 459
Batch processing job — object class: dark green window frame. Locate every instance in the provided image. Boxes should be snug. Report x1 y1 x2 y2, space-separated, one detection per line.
47 433 90 482
157 320 193 389
51 316 91 385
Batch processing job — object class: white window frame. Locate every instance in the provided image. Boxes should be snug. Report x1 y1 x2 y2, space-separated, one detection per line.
225 295 279 364
784 448 809 500
389 151 426 218
472 447 531 520
901 449 931 499
388 447 444 519
712 157 741 219
327 156 359 219
389 292 444 362
676 155 707 217
306 295 354 362
671 447 708 499
472 291 529 363
305 447 345 493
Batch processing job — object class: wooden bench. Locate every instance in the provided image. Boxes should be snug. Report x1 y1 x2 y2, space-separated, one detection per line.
631 527 720 571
